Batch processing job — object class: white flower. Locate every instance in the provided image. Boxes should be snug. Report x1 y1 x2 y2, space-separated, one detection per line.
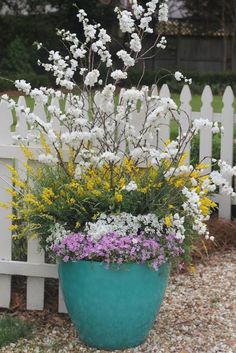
100 151 120 163
84 69 100 87
139 16 153 33
130 33 142 53
38 153 58 165
115 8 135 33
174 71 183 81
15 80 31 94
111 70 127 80
123 181 138 192
157 36 167 49
117 50 135 67
158 2 168 22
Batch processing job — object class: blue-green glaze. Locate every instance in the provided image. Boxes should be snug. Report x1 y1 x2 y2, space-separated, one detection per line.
58 261 170 350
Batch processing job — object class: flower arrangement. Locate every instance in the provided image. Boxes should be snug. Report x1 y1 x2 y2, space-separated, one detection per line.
1 0 236 270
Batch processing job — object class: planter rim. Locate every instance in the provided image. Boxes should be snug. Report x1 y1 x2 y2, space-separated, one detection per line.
58 259 170 268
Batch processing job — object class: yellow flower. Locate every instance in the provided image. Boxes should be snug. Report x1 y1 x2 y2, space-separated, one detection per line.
103 182 110 191
77 186 85 196
67 160 75 176
200 197 217 215
114 192 123 203
164 139 171 146
92 212 100 220
168 204 174 209
0 202 10 209
7 165 19 178
24 193 39 206
75 221 81 228
118 178 126 190
175 179 185 188
11 178 26 189
20 144 34 159
42 188 55 205
40 133 51 154
86 181 95 191
69 198 76 205
165 215 172 227
7 214 18 220
139 187 148 193
22 162 33 174
6 188 17 197
69 181 79 190
9 224 18 231
92 190 102 197
178 152 188 166
196 163 209 170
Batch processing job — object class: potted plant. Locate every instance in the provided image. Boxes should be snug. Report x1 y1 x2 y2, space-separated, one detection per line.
1 0 236 350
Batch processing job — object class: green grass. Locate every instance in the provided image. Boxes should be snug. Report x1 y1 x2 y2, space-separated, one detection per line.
11 94 236 113
0 315 32 348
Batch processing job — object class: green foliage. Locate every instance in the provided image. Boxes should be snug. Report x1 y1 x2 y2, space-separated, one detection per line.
0 37 33 74
0 315 32 348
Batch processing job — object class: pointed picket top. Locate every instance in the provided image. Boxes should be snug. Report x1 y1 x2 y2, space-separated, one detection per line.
201 85 213 108
180 85 192 107
15 96 28 137
151 84 158 96
34 101 47 122
17 95 27 107
222 86 234 107
0 100 13 145
159 84 170 98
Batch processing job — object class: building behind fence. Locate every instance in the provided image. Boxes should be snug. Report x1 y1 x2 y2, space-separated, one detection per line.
0 84 235 312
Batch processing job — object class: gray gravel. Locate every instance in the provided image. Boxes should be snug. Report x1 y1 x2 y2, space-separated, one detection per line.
1 249 236 353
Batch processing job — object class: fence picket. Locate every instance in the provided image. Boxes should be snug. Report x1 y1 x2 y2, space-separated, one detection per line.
0 160 12 308
158 84 171 150
15 96 28 138
199 86 213 174
219 87 234 219
27 239 45 310
179 85 192 165
0 100 13 307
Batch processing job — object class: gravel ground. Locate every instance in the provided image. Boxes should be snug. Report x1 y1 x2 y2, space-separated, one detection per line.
1 249 236 353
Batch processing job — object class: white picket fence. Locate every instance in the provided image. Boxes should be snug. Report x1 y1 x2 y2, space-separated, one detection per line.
0 84 235 312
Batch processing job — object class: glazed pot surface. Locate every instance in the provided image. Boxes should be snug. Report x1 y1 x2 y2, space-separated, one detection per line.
58 261 170 350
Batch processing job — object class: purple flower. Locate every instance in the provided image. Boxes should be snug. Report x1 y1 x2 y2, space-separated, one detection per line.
51 230 184 270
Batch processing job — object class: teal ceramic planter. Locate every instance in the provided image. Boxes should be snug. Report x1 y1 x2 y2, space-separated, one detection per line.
58 261 170 350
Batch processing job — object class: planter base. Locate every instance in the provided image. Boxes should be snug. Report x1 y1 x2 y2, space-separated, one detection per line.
59 261 170 350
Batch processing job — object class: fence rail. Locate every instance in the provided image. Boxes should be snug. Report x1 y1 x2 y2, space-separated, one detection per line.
0 84 235 312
